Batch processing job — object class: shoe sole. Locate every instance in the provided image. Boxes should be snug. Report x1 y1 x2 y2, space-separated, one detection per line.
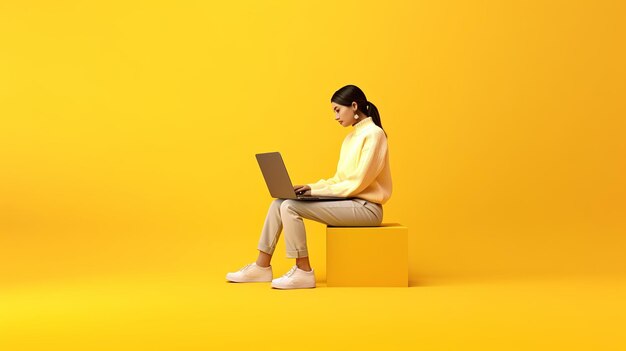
271 283 316 289
226 278 272 283
226 275 272 283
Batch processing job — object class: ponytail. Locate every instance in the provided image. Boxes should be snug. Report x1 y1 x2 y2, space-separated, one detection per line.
365 100 386 138
331 84 388 138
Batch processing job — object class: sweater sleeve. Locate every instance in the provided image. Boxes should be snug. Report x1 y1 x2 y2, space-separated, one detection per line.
308 130 387 197
307 173 340 189
306 137 348 189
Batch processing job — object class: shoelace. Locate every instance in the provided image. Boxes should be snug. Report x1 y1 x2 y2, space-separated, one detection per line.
239 263 253 272
279 265 298 279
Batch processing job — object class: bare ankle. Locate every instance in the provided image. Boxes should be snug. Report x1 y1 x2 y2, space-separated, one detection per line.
296 256 312 271
297 265 312 272
256 250 272 267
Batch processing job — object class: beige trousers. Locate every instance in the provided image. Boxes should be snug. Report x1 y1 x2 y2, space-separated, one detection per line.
257 198 384 258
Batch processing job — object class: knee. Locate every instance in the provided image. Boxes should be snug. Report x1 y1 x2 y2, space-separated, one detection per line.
279 199 297 215
270 198 285 211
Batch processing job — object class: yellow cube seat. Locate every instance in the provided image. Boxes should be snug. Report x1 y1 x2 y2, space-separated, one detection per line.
326 223 408 287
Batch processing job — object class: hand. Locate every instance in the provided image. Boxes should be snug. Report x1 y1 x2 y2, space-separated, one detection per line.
293 184 311 196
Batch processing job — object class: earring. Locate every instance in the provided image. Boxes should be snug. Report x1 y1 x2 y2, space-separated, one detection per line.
354 114 359 119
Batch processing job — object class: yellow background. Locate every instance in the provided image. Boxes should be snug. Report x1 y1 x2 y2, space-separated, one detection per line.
0 0 626 350
2 0 624 284
1 1 626 349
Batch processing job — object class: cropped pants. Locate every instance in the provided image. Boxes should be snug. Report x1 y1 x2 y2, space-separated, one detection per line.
257 198 384 258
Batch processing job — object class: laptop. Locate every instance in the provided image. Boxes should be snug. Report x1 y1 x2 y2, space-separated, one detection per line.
255 152 351 201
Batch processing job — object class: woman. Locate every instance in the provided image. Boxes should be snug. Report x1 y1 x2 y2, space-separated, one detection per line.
226 84 392 289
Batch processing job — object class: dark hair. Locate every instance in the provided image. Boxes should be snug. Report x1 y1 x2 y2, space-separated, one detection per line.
331 85 386 137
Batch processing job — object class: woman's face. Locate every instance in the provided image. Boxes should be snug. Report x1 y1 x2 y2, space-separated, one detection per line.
332 102 358 127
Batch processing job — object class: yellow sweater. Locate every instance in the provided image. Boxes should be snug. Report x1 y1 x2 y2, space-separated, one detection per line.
307 117 393 205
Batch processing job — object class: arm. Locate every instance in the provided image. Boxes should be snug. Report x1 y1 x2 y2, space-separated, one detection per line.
306 172 340 189
308 130 387 197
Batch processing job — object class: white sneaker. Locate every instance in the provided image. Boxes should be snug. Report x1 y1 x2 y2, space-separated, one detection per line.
226 262 273 283
271 265 316 289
